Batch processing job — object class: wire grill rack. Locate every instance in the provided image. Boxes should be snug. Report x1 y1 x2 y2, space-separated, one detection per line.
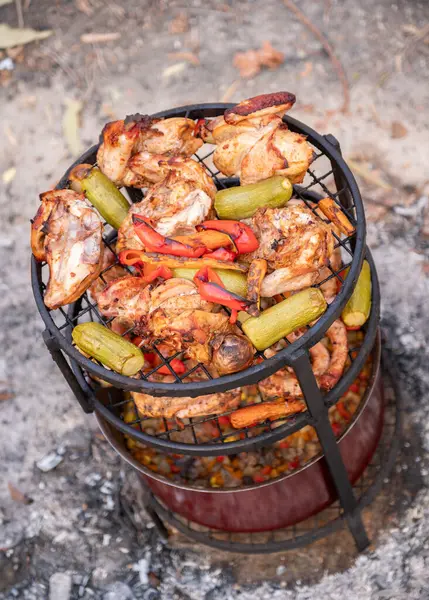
143 349 401 553
32 104 378 455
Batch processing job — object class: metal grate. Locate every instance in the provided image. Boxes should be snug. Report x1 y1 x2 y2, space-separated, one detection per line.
31 104 378 454
144 351 401 553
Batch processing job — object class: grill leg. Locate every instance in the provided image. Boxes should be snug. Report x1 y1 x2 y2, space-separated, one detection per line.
292 351 370 551
43 330 94 414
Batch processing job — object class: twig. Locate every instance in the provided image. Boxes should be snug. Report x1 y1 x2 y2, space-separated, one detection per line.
15 0 24 28
282 0 350 113
220 79 241 103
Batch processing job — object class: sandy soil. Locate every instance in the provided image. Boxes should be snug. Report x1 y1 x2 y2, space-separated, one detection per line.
1 0 429 598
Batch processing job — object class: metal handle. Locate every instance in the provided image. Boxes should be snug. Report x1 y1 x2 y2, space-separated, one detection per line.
42 330 94 414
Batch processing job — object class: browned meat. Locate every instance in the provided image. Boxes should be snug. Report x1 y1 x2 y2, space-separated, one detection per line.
117 161 215 252
97 115 203 187
199 92 313 185
132 385 240 419
31 189 103 309
244 204 334 296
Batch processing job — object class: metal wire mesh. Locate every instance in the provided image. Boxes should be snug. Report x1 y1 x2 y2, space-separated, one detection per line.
32 105 376 452
144 359 401 553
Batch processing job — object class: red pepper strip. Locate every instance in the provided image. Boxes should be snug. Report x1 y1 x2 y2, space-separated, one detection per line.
141 265 173 283
337 400 351 421
346 325 361 331
204 247 237 262
132 215 207 258
197 220 259 254
157 358 186 375
193 266 252 324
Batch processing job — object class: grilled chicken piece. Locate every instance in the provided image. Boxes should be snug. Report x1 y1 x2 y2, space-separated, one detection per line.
117 161 215 251
97 276 150 321
199 92 313 185
132 383 240 419
97 115 203 187
97 277 253 369
244 204 334 296
31 189 103 309
259 319 348 398
87 246 129 304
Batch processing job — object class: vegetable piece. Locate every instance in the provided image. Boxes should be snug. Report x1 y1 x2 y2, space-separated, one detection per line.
230 399 305 429
341 260 371 328
133 215 206 257
246 259 267 308
172 268 247 297
197 220 259 254
204 247 237 262
211 333 254 375
72 322 145 376
68 163 92 193
193 267 255 324
157 358 186 375
318 197 355 236
119 249 247 272
172 230 234 251
80 167 130 229
242 288 327 350
141 265 173 283
214 176 293 219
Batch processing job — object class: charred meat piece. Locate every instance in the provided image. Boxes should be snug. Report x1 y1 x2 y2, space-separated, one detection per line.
31 189 103 309
199 92 313 185
132 384 240 420
97 115 203 187
244 204 334 296
117 165 214 252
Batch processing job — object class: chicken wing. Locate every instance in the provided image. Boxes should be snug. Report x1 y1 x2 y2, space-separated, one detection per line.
117 163 215 252
243 204 334 296
132 382 240 419
31 189 103 309
199 92 314 185
97 115 203 187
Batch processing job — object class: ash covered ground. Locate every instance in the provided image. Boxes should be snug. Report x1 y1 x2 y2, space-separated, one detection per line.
1 0 429 598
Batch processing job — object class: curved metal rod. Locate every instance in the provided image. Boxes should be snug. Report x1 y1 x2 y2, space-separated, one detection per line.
31 105 368 397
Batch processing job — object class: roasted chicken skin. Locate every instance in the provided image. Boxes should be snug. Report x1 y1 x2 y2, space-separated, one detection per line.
117 159 216 251
132 384 240 419
243 204 334 296
31 189 103 309
97 115 203 187
97 277 254 369
199 92 314 185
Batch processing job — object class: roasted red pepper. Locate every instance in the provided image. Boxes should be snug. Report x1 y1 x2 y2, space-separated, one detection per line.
143 352 186 375
141 265 173 283
197 220 259 254
133 215 206 257
193 266 253 324
157 358 186 375
204 247 237 262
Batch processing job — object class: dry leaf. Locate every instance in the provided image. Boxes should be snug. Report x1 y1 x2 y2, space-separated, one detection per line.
0 25 52 49
0 391 14 401
2 166 16 184
233 41 284 79
8 482 33 504
63 98 83 156
81 32 121 44
169 12 189 34
162 62 187 78
391 121 408 139
75 0 93 16
168 51 199 66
